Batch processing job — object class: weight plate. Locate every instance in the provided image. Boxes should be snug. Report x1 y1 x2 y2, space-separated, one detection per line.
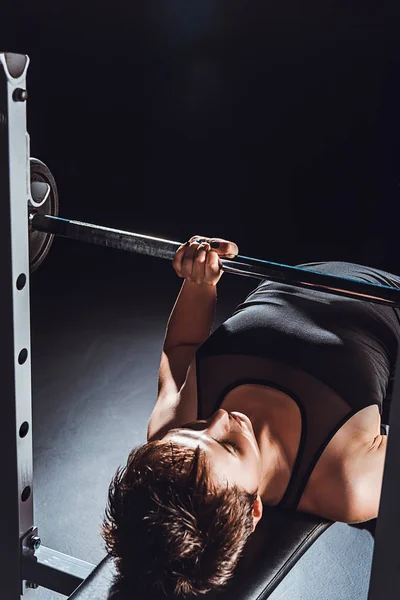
29 158 59 272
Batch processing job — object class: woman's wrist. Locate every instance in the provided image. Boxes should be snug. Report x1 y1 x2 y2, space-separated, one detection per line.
163 279 217 349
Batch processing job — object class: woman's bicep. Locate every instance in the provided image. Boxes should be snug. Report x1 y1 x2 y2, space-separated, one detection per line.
341 435 388 524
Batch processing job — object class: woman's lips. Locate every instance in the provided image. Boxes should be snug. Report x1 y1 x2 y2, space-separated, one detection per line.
230 412 244 427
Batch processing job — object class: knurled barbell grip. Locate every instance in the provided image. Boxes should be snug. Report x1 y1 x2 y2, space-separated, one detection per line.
30 213 181 261
30 213 400 308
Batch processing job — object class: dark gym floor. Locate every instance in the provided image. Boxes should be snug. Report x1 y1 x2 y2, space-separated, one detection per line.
31 238 376 600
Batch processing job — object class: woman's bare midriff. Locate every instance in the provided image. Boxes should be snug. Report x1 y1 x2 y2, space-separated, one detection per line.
220 383 382 522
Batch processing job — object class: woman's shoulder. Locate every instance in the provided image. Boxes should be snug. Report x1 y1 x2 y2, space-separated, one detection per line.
298 406 385 523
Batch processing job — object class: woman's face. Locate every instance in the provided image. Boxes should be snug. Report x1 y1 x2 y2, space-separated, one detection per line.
163 409 262 494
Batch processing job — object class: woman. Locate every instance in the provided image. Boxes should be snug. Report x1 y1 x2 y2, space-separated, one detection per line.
102 235 399 598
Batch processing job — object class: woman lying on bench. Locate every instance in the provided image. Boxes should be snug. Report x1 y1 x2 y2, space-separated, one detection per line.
101 236 396 598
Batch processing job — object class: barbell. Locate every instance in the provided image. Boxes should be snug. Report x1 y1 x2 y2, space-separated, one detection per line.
28 158 400 308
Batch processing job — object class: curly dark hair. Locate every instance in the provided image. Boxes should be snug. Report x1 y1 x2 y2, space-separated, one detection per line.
101 439 258 597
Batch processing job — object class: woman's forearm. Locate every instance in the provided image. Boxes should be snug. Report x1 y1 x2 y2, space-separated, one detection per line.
163 280 217 351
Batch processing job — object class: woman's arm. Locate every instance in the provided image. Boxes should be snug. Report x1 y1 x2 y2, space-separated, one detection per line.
147 236 238 441
163 279 217 355
147 282 217 441
344 434 388 523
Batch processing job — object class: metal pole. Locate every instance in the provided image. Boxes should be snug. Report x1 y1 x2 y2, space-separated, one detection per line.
368 346 400 599
31 213 400 308
0 52 36 598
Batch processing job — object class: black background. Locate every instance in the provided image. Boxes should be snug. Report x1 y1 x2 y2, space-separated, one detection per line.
3 1 400 272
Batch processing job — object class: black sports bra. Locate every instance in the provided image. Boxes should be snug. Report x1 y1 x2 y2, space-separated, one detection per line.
195 261 400 509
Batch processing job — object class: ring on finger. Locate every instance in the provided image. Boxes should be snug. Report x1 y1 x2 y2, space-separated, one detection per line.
196 241 209 253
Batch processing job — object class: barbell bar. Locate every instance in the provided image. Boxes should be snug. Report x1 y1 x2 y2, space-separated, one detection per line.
29 220 400 310
28 159 400 308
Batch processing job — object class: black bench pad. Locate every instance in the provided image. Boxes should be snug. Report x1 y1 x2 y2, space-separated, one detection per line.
69 508 332 599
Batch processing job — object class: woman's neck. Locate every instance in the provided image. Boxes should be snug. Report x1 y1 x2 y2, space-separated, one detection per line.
225 384 302 505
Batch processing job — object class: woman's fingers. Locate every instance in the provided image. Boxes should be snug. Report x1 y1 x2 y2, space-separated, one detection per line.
172 240 206 280
172 243 188 277
181 241 202 281
189 236 239 259
191 243 210 284
205 247 223 284
210 240 239 259
172 235 238 284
